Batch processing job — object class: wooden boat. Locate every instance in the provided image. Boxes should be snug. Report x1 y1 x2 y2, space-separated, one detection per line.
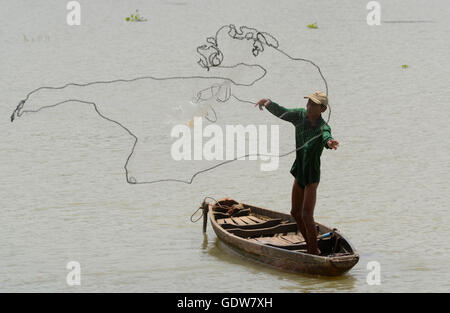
200 198 359 276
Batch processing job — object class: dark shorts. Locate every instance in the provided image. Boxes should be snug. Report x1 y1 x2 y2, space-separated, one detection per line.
290 160 320 188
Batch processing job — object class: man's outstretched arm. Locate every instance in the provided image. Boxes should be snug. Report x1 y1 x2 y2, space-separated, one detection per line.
255 98 302 124
322 125 339 150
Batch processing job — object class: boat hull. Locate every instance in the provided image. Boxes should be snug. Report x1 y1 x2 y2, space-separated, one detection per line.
208 200 359 276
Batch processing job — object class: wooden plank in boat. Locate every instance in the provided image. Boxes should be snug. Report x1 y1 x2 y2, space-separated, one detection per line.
253 237 280 245
254 236 293 247
281 234 304 244
227 222 298 238
268 237 290 246
218 218 236 225
267 237 332 251
230 217 248 226
246 215 266 223
280 236 295 244
217 218 227 225
289 234 305 242
240 216 257 225
221 218 282 230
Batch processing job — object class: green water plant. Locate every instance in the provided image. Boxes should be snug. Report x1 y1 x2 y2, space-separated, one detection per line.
307 22 318 29
125 9 148 22
402 64 409 69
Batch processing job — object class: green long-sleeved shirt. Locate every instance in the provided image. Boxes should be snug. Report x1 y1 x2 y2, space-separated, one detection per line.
266 101 333 186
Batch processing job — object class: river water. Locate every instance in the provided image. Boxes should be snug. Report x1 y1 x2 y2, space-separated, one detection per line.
1 0 449 292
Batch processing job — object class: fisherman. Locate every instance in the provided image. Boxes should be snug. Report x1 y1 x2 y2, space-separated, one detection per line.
255 92 339 255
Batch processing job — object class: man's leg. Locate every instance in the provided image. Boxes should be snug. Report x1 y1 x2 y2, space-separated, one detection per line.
290 180 308 241
302 182 320 255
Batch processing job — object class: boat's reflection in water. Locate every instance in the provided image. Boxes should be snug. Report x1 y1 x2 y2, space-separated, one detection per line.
204 234 358 292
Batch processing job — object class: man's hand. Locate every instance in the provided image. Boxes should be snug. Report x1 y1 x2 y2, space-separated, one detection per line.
327 139 339 150
255 98 271 110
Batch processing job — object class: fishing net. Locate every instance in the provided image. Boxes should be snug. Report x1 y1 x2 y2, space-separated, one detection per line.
10 24 332 185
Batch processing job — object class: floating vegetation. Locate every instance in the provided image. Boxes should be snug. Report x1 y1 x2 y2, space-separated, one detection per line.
23 34 50 43
125 9 148 22
307 22 318 29
401 64 409 69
